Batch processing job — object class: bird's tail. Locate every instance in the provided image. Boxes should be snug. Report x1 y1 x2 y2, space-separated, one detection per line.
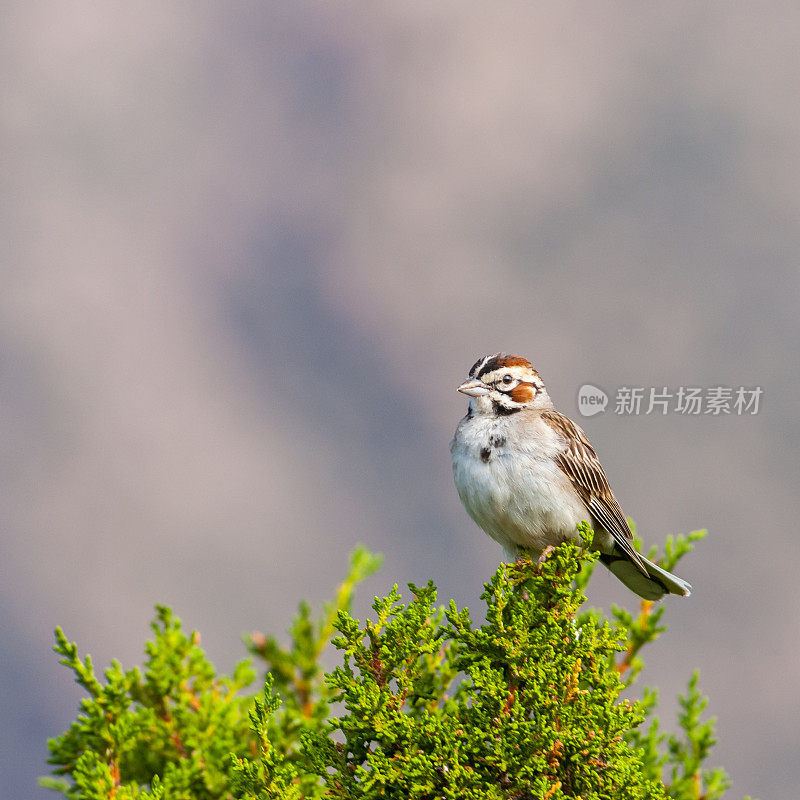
600 552 692 600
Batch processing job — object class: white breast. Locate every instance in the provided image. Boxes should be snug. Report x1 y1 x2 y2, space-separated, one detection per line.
450 411 589 558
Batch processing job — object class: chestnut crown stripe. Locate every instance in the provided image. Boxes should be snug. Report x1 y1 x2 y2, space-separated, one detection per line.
470 353 533 378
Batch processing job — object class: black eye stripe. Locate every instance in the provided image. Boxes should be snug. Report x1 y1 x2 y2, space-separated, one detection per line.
496 378 515 392
496 379 534 390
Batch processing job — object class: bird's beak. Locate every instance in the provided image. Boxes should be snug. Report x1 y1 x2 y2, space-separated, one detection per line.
457 377 490 397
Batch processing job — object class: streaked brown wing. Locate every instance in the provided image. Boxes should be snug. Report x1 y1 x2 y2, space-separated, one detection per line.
541 410 647 575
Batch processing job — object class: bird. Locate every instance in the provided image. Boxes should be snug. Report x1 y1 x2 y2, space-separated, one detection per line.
450 353 691 600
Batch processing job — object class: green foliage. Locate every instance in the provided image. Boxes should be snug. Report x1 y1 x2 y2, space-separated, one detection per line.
47 605 256 799
44 534 755 799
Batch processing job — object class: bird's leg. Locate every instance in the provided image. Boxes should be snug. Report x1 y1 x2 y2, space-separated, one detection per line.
536 545 556 567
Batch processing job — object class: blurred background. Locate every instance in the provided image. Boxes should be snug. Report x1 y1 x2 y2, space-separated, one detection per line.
2 3 798 797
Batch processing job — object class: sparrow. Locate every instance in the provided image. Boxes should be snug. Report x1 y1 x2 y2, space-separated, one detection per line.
450 354 691 600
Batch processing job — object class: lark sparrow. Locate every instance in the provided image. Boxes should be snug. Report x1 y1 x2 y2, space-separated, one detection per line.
450 354 691 600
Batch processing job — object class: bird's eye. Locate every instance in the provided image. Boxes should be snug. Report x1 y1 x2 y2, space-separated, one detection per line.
502 374 513 384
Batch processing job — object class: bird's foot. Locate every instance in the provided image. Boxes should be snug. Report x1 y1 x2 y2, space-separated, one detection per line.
536 545 556 567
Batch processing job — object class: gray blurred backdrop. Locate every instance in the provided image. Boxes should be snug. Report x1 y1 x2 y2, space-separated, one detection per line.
2 3 799 798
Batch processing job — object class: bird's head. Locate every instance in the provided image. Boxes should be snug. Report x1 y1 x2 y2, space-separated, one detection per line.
457 353 551 416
